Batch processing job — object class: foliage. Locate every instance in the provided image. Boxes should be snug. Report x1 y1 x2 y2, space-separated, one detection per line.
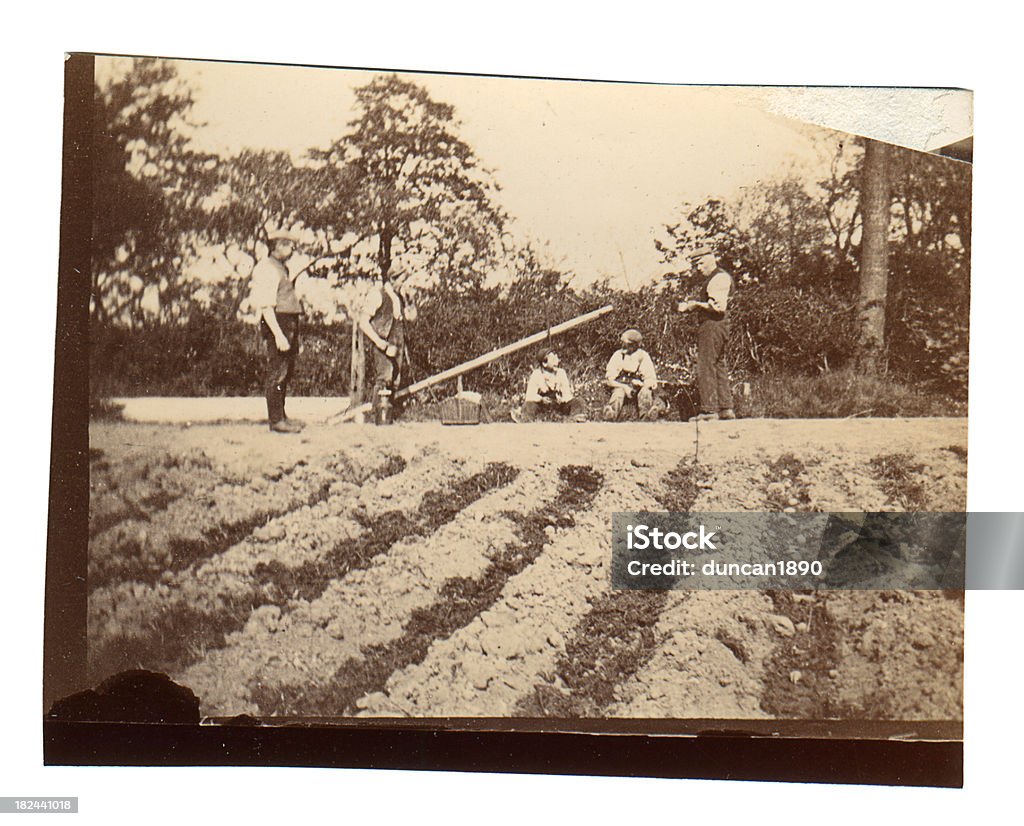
92 58 219 325
88 61 969 411
90 309 352 398
654 138 970 395
308 74 508 290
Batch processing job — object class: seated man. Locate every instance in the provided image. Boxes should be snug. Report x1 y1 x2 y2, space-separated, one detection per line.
514 351 587 422
604 329 660 421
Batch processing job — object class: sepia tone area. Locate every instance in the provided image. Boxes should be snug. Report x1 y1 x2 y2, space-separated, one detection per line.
87 419 965 720
77 56 970 725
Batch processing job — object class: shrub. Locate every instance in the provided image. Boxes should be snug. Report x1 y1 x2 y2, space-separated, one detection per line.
88 276 966 417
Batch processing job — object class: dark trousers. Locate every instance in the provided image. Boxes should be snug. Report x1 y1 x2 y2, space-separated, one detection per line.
522 398 584 421
262 313 299 424
697 318 732 413
369 334 404 415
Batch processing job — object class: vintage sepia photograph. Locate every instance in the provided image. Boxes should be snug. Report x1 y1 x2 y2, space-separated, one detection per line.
55 55 970 744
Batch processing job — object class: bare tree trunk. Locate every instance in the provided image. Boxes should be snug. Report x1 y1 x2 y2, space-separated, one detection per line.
857 139 891 373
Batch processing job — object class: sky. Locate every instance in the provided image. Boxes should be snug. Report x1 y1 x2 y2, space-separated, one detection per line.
98 56 841 288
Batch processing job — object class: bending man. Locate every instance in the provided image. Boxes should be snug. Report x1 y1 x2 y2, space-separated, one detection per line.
359 269 416 418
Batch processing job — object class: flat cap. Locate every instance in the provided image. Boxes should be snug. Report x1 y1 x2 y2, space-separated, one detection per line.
689 245 715 260
267 229 301 243
620 329 643 344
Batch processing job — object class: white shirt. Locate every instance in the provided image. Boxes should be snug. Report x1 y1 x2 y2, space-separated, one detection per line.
605 348 658 389
525 367 574 403
250 256 287 310
706 270 732 314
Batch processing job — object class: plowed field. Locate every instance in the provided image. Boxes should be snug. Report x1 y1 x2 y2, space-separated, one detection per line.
88 418 967 721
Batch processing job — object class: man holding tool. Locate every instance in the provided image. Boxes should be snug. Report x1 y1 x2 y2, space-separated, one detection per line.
359 268 417 421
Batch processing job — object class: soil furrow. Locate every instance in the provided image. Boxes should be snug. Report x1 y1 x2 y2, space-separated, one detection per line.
165 461 521 712
85 419 969 721
249 462 519 606
87 458 516 683
518 458 701 717
88 449 400 588
609 590 777 718
253 465 605 717
88 449 418 629
184 466 561 716
87 451 469 684
826 591 964 720
355 464 678 717
89 450 221 538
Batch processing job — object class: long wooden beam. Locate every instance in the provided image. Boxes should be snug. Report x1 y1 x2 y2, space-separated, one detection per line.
332 304 614 422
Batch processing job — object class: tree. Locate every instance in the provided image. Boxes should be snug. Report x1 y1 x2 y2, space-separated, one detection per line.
310 74 508 290
856 138 892 372
91 58 218 325
200 149 334 317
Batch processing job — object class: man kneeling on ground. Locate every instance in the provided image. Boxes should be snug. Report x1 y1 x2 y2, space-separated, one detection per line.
604 329 660 421
513 351 587 422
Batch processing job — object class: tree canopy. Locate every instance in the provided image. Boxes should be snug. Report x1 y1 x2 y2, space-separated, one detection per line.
309 74 508 290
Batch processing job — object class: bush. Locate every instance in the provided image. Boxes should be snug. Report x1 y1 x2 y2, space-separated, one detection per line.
90 311 353 397
88 275 966 418
728 285 860 376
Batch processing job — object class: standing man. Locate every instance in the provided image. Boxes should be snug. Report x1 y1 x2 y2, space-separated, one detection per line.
359 269 416 419
514 350 587 422
677 247 736 421
251 229 305 433
604 329 660 421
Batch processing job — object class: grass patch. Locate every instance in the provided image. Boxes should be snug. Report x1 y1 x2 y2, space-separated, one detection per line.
869 453 928 511
944 444 968 462
88 593 259 686
653 458 703 511
520 590 668 717
739 368 964 419
250 465 604 717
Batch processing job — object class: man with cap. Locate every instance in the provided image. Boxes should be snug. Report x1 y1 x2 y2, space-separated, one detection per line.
250 229 305 433
677 247 736 421
604 329 660 421
358 267 417 421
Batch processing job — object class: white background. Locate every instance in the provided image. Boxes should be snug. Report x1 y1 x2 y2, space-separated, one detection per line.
2 2 1021 823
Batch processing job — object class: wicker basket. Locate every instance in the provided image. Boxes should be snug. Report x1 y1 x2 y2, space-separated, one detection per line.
440 396 481 425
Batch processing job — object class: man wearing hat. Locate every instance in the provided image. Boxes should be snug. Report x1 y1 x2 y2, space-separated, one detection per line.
677 247 736 421
250 229 305 433
604 329 660 421
358 267 417 421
